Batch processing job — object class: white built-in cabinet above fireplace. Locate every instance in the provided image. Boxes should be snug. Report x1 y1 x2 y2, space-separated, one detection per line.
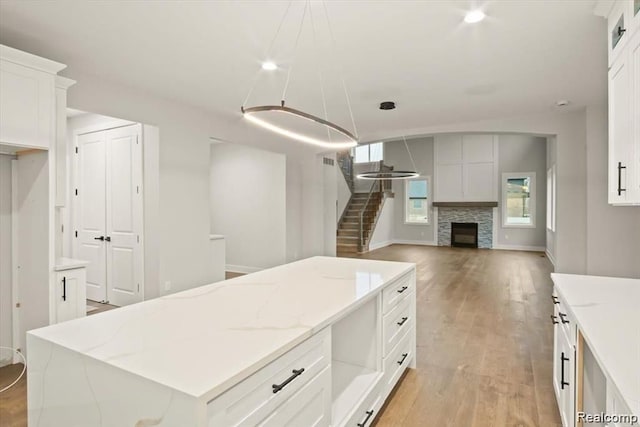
434 134 499 203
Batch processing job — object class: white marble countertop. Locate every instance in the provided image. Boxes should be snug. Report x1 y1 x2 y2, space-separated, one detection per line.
54 257 90 271
551 273 640 416
30 256 414 402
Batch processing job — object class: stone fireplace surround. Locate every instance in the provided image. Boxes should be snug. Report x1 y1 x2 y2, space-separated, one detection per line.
437 206 494 249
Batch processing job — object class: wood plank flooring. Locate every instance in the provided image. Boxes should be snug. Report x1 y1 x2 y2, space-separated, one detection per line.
347 245 561 427
0 249 560 427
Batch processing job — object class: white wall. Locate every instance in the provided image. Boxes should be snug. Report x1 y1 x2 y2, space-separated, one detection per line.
337 167 351 222
585 105 640 278
65 71 215 296
210 143 286 272
546 135 558 266
385 137 436 244
323 155 337 257
369 198 394 250
496 135 547 250
0 155 13 364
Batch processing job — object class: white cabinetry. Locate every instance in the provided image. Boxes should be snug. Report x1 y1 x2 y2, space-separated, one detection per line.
552 291 575 427
54 265 87 323
434 134 499 202
27 258 416 427
55 76 75 206
0 45 65 149
605 1 640 205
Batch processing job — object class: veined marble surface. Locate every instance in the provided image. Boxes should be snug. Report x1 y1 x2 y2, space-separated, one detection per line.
551 273 640 416
29 256 414 402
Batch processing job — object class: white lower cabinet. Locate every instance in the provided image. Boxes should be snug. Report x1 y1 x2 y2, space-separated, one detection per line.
259 366 332 427
54 267 87 323
207 270 417 427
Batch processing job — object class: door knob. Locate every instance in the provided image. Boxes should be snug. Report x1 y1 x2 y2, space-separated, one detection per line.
94 236 105 241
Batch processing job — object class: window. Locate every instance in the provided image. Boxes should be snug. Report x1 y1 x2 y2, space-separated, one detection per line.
353 142 383 163
405 177 429 224
546 166 556 232
502 172 536 227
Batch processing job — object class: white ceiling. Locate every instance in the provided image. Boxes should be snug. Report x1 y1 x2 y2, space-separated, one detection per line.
0 1 607 151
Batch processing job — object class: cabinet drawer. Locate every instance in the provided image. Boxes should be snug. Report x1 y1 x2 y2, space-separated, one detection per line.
382 294 413 357
552 290 575 344
340 383 382 427
207 328 331 427
258 366 331 427
382 273 414 315
382 329 412 396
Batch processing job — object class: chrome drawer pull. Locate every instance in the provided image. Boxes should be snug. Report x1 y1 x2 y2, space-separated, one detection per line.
272 368 304 394
357 410 374 427
397 317 408 327
397 352 408 365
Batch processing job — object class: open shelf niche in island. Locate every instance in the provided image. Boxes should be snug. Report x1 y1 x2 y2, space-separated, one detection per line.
331 297 383 426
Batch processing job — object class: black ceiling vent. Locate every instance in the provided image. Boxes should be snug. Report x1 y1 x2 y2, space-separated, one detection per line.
379 101 396 110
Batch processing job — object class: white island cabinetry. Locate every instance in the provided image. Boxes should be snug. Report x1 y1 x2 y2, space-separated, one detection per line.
27 256 416 427
551 273 640 427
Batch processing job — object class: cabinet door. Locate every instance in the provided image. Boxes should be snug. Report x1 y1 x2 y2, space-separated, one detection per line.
608 50 633 204
0 60 54 149
55 269 86 323
630 30 640 203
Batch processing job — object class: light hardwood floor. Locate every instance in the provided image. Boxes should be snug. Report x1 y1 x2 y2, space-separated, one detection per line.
0 248 560 427
351 245 562 427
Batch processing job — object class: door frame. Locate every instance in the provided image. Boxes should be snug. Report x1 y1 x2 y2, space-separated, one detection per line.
71 119 145 305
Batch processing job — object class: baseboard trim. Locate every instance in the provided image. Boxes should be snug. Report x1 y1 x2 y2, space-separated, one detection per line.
368 240 393 251
225 264 263 274
545 250 556 269
391 239 438 246
492 244 546 252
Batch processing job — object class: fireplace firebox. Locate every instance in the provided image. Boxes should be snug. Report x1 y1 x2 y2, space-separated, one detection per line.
451 222 478 248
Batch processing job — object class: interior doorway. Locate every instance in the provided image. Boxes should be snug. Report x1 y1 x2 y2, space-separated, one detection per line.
66 111 156 307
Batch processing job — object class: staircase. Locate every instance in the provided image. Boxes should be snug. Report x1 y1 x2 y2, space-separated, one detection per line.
336 192 384 256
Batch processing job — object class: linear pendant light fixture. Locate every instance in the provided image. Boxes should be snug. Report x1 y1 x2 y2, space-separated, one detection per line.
241 0 359 149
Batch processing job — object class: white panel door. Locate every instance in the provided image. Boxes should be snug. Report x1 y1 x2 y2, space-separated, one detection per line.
105 124 143 306
76 131 107 302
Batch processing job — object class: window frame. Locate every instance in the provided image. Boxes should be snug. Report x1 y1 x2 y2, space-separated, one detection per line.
502 172 536 229
353 142 383 164
404 176 431 225
546 165 556 232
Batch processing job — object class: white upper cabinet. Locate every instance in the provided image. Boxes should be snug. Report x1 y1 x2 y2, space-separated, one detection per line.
605 2 640 205
0 45 66 149
434 134 498 202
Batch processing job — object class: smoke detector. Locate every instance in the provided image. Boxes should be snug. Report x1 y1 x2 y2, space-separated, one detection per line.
556 100 570 107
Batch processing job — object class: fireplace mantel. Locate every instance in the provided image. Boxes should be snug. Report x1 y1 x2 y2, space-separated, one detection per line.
433 201 498 208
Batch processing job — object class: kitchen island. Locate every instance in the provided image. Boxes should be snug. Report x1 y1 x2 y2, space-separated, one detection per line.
27 256 416 426
551 273 640 427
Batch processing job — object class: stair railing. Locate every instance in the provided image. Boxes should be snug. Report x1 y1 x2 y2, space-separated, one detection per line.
336 150 354 192
358 161 391 251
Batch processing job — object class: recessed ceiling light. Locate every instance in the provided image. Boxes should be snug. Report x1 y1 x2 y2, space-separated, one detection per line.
464 10 486 23
261 61 278 71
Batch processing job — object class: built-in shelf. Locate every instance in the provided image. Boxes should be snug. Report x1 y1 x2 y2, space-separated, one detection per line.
433 201 498 208
331 360 381 426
